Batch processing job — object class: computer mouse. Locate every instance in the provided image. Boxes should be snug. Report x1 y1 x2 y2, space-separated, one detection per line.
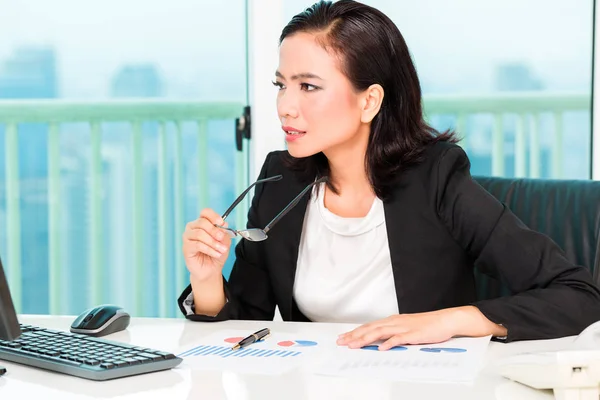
70 304 130 337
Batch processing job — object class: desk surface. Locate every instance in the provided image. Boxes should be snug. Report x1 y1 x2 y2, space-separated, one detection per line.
0 315 574 400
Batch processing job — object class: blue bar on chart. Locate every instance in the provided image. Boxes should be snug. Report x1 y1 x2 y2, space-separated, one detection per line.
178 345 303 359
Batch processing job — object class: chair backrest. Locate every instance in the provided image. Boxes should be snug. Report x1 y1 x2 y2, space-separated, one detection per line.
472 176 600 300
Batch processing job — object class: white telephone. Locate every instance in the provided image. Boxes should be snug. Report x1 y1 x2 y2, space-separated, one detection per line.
496 321 600 400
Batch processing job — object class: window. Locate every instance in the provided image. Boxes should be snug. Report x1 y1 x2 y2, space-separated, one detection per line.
284 0 594 179
0 0 249 317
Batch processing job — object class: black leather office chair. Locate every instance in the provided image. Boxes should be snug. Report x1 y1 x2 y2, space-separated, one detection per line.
472 176 600 301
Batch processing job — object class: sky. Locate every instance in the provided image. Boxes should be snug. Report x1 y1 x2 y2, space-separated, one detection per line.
286 0 594 92
0 0 594 99
0 0 248 99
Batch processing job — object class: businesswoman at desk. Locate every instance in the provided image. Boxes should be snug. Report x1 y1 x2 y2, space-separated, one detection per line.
178 0 600 350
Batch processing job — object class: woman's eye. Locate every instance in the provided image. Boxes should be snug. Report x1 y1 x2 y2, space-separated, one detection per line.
272 81 285 90
300 83 318 91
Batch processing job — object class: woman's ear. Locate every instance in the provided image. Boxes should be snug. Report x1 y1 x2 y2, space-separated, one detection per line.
360 84 384 123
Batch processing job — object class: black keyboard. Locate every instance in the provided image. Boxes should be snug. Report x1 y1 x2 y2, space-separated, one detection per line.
0 324 182 381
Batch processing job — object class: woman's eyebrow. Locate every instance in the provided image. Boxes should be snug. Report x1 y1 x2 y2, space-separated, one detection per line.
275 71 323 80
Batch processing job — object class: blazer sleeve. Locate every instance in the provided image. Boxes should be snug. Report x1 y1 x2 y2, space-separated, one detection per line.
434 145 600 342
177 152 276 322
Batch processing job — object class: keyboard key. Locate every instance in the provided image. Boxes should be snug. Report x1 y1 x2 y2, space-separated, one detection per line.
154 351 176 360
138 352 163 361
39 354 81 366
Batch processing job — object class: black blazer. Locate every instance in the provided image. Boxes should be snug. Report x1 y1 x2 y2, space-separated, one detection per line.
178 141 600 342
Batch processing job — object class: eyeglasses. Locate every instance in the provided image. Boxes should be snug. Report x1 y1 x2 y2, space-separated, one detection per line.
214 175 328 241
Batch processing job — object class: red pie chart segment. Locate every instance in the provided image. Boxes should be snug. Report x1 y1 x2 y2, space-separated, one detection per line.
224 337 244 344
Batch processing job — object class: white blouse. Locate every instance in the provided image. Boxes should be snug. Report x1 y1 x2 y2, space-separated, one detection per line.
293 183 399 323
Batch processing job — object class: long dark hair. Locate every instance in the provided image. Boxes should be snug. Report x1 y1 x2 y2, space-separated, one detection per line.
279 0 457 201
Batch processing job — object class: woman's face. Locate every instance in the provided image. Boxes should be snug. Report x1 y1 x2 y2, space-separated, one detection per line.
275 32 367 158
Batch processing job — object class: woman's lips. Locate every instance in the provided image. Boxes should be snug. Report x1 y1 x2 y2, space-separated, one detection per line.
285 131 306 142
282 126 306 142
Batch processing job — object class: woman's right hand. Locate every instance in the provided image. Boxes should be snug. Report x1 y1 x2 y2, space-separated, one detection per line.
182 208 232 282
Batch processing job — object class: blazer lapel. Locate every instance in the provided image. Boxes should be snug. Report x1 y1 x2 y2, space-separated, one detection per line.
383 185 410 314
282 195 309 318
265 176 311 320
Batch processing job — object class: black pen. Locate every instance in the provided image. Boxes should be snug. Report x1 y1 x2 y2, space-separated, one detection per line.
231 328 271 350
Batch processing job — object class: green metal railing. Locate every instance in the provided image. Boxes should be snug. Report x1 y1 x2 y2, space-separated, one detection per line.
0 99 245 316
0 92 590 316
423 91 590 178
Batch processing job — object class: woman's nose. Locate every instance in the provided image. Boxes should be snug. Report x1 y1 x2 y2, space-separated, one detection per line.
277 91 299 119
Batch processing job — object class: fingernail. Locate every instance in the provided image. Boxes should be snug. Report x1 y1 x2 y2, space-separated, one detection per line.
217 218 224 225
217 244 228 253
213 251 223 258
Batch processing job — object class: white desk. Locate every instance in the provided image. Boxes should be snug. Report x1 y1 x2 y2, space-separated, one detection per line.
0 315 576 400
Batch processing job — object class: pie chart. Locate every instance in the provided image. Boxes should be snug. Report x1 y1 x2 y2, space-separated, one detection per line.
420 347 467 353
360 345 407 351
277 340 318 347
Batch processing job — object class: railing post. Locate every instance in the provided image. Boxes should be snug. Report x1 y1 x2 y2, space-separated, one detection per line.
48 122 62 314
530 114 541 178
173 122 184 317
492 114 505 176
157 122 169 318
131 120 144 316
197 120 208 214
88 122 103 307
514 114 527 178
456 113 467 153
4 122 22 312
552 112 564 178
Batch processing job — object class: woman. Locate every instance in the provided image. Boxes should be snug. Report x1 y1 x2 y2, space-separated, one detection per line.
178 0 600 350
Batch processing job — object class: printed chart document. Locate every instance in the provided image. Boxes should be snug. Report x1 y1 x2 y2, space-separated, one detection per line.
176 329 491 382
176 329 325 375
312 336 492 384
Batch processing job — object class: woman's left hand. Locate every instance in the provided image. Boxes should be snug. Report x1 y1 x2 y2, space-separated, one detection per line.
336 306 506 351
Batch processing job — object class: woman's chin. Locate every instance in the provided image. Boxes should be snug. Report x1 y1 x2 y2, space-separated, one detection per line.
286 146 318 159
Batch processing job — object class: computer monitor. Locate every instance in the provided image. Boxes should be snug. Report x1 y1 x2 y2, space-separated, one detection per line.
0 256 21 341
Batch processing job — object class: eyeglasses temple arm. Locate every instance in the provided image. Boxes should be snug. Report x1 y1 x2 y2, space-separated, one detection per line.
221 174 282 220
262 177 328 234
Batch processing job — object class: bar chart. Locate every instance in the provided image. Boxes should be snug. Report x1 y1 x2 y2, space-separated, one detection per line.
177 329 325 375
178 345 302 359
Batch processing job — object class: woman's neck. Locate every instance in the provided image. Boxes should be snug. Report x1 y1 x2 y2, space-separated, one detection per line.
323 152 375 217
324 126 372 196
321 127 376 218
328 157 371 196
